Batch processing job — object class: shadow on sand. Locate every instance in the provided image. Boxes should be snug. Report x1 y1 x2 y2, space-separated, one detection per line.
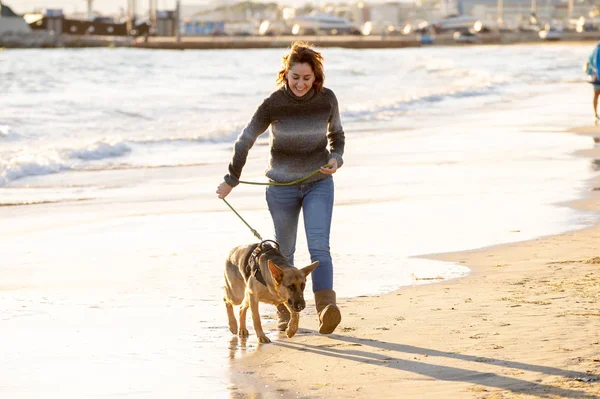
267 333 600 398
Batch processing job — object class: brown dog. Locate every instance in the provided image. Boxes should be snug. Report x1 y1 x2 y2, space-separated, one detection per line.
223 240 318 343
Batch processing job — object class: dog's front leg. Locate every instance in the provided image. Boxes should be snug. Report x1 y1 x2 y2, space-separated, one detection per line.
249 296 271 343
284 303 299 338
238 294 250 338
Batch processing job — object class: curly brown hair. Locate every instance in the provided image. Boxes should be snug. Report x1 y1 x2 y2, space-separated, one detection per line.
276 41 325 92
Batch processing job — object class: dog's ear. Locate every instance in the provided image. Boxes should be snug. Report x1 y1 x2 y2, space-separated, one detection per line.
267 259 284 284
300 261 319 277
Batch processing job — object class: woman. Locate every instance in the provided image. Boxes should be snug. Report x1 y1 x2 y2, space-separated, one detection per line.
216 41 345 334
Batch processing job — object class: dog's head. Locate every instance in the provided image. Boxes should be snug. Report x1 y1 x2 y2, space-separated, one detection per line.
267 259 318 312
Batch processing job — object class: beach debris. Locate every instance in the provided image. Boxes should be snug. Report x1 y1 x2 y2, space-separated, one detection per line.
591 187 600 191
592 159 600 170
575 376 598 383
467 386 489 392
469 333 487 339
410 273 444 281
547 259 576 264
594 137 600 143
521 300 552 305
569 313 600 316
548 257 600 265
318 343 346 348
559 347 573 352
311 383 330 390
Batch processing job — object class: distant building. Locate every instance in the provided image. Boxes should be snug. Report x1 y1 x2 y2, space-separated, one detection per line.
181 10 227 36
0 2 32 34
156 10 177 36
182 19 226 36
465 0 595 27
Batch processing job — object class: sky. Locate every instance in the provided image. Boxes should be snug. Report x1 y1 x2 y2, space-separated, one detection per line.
5 0 352 16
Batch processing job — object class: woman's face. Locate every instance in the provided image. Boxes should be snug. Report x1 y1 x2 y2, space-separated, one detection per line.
286 62 315 97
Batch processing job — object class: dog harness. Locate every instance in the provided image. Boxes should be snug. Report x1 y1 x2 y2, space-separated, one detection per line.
245 240 280 286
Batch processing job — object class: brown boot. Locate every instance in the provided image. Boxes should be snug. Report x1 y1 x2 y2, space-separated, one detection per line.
276 303 290 331
314 289 341 334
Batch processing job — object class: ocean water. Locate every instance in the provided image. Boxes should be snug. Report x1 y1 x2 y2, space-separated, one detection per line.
1 44 596 188
1 44 599 397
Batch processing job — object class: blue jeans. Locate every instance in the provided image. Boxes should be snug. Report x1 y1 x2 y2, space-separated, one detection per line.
265 177 334 293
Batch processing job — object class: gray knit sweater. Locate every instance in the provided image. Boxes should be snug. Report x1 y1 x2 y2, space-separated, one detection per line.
224 85 345 187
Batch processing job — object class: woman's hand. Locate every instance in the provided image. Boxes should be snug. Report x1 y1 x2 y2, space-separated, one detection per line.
320 158 338 175
216 181 233 199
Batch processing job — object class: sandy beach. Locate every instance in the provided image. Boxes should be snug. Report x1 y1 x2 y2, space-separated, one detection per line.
229 126 600 398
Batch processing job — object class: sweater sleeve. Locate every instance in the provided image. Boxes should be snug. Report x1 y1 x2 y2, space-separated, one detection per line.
326 90 345 168
224 98 271 187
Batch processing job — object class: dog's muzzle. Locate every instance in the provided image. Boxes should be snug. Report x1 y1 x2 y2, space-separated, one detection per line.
289 299 306 312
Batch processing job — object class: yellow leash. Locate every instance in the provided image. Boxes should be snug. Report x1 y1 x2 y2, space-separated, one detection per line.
221 164 332 240
221 197 264 240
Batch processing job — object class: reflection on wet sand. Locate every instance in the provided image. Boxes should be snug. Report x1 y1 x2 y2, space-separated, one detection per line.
227 333 302 398
229 336 246 360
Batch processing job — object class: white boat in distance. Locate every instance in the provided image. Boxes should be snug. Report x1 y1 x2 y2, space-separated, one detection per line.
427 14 480 33
291 12 359 35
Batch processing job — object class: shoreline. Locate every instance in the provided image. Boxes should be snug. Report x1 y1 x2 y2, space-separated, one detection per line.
3 31 600 49
229 125 600 398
